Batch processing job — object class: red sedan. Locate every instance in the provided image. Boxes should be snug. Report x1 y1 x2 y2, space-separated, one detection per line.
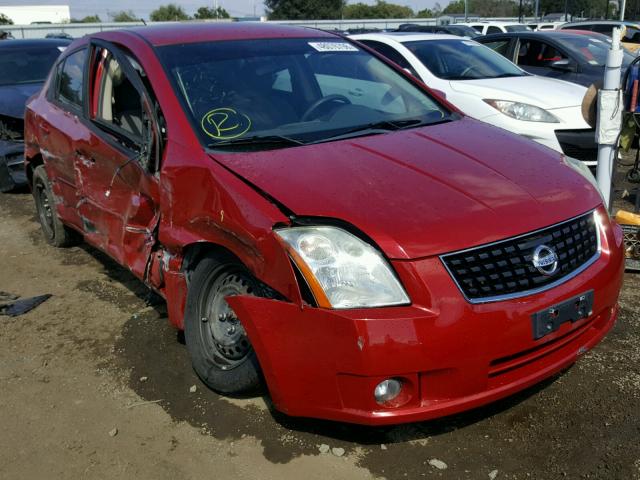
24 23 624 425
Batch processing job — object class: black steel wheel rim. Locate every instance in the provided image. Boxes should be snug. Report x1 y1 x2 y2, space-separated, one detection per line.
198 268 255 371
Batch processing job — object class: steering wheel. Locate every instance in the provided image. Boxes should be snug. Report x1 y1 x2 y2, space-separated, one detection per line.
301 94 352 122
459 65 480 78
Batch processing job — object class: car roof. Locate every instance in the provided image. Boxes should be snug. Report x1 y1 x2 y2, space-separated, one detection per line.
123 22 336 47
351 32 462 42
563 20 633 26
481 29 603 39
0 38 71 49
460 21 526 26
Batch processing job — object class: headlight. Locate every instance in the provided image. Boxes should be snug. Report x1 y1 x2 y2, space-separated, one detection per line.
563 155 603 198
484 99 559 123
275 226 410 309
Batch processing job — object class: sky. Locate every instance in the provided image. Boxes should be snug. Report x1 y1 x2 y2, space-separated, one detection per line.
0 0 441 20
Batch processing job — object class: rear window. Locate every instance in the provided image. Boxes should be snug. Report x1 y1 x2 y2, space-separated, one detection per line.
0 45 65 86
505 24 532 32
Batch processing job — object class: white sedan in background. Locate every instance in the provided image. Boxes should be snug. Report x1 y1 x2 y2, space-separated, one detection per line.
350 33 596 166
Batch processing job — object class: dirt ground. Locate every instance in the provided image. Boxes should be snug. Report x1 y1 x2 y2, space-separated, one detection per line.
1 189 639 480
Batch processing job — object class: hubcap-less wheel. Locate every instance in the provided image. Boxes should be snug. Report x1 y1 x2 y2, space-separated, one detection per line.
35 181 55 240
199 271 254 371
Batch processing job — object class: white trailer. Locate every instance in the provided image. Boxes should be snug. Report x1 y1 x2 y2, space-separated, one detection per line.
0 5 70 25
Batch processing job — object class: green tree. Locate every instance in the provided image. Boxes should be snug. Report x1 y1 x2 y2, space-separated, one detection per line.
442 0 464 13
415 8 435 17
265 0 346 20
110 10 139 22
71 14 101 23
0 13 13 25
343 1 414 18
194 6 231 19
150 4 191 21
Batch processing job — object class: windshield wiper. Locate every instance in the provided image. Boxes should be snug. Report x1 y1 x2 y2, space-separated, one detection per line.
489 73 526 78
208 134 305 150
310 117 451 144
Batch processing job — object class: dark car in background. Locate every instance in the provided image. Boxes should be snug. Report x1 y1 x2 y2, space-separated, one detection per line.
560 20 640 52
397 23 481 38
0 39 69 191
478 30 634 87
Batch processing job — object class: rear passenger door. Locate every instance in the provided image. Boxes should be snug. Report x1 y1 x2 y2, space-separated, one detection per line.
74 40 162 279
41 48 88 229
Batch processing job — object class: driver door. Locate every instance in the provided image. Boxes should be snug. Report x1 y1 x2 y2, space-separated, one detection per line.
74 40 162 280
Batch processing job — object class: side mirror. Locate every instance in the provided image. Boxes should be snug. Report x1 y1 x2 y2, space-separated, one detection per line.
550 58 576 72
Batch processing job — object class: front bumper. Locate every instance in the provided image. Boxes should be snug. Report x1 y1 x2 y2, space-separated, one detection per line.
227 215 624 425
555 129 598 167
0 141 26 192
479 106 595 165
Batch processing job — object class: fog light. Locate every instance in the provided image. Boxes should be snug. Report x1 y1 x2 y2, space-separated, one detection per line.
374 379 402 405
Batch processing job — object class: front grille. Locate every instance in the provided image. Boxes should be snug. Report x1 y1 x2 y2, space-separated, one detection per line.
441 211 599 303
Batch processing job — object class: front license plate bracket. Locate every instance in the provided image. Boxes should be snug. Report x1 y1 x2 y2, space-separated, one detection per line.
531 290 594 340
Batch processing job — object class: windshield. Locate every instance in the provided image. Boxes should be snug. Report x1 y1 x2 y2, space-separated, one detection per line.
560 35 635 66
404 39 526 80
505 24 532 32
158 38 450 149
0 46 64 86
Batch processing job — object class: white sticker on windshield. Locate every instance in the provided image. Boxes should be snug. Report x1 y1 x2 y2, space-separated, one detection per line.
308 42 358 52
588 60 599 65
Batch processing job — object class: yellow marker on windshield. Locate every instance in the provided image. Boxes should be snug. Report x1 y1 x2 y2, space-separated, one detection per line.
201 107 251 140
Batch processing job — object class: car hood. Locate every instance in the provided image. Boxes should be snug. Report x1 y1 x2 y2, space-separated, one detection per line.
212 117 602 259
0 83 43 119
449 75 587 110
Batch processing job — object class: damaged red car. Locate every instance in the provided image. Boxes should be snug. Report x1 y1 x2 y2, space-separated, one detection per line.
24 23 624 425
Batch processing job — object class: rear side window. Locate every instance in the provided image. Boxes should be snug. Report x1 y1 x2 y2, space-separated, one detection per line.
483 39 512 56
359 40 417 75
487 26 502 34
56 49 86 109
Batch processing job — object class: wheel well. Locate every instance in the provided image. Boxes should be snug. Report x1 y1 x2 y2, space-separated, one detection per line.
181 242 286 301
26 153 44 188
181 242 243 283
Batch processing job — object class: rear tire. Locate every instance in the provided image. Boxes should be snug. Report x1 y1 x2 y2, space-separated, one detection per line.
32 165 81 247
184 254 266 395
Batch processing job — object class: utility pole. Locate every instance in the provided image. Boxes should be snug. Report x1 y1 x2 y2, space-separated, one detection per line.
535 0 540 20
464 0 468 21
519 0 523 22
595 27 624 208
620 0 627 19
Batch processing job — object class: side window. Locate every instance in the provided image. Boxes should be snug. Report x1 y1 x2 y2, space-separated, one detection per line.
93 48 143 140
517 40 567 67
56 49 87 110
359 40 417 75
487 26 502 34
591 24 614 35
470 25 484 32
483 40 512 57
272 68 292 93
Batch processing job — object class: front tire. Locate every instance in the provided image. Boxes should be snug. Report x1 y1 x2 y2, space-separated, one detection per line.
184 254 266 395
32 165 80 247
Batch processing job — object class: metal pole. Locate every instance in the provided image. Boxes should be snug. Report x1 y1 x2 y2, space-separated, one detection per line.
595 27 624 208
519 0 523 22
620 0 627 19
535 0 540 20
464 0 468 22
